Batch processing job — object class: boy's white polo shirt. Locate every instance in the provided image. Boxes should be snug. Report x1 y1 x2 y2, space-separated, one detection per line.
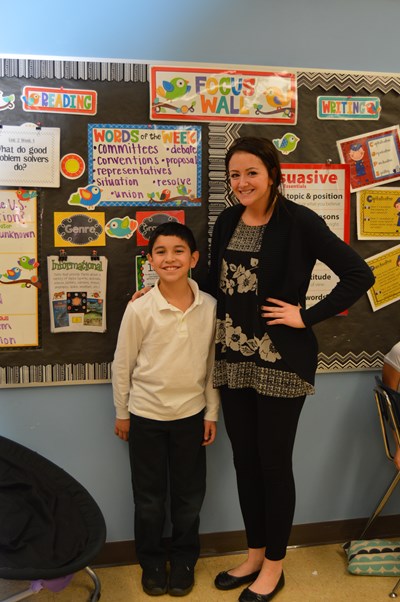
112 278 219 422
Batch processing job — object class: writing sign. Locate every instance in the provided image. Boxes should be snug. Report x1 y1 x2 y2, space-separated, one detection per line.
0 189 39 347
0 126 60 187
88 124 201 207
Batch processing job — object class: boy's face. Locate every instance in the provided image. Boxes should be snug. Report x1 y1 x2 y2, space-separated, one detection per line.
148 235 199 283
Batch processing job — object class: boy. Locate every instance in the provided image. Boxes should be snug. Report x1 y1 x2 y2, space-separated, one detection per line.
112 222 219 597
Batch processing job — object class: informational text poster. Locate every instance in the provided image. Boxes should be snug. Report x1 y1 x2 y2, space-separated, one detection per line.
47 255 107 333
0 189 39 347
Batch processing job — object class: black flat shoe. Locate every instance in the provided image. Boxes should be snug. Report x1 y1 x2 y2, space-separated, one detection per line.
214 569 260 590
238 572 285 602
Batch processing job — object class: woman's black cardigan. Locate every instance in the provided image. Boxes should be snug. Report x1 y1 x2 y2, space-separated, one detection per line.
206 196 375 386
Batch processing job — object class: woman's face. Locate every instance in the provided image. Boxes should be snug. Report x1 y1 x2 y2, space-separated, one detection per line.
228 151 273 213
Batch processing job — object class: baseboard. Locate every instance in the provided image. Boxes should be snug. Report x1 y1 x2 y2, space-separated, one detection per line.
93 514 400 567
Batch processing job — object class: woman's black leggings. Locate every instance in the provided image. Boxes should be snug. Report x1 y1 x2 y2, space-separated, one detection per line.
220 386 306 561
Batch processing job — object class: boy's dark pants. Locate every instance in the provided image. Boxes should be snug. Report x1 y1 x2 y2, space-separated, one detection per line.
129 411 206 570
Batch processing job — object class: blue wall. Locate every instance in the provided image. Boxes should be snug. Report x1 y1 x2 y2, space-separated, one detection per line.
1 0 400 543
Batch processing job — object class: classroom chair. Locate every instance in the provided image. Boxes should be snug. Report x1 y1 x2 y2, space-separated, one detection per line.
0 435 106 601
359 378 400 598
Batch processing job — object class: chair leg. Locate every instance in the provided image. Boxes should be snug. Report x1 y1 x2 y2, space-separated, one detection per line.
85 566 102 602
359 471 400 539
390 577 400 598
0 587 36 602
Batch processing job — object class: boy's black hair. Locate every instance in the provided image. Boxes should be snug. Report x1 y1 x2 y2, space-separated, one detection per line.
147 221 198 255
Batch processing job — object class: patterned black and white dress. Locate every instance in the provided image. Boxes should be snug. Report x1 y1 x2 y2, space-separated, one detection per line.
213 219 314 398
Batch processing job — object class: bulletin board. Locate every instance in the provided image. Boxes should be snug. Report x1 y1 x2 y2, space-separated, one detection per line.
0 57 399 386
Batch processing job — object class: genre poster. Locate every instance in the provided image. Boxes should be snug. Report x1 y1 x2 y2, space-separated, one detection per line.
357 188 400 240
366 244 400 312
47 255 107 333
336 126 400 192
150 66 297 124
0 189 39 347
281 163 350 309
87 124 201 207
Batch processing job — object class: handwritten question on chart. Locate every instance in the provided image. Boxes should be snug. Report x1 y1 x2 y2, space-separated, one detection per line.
0 126 60 187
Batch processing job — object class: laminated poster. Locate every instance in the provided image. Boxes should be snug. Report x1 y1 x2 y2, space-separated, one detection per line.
47 255 107 333
357 188 400 240
337 126 400 192
366 244 400 311
0 125 60 187
281 163 349 310
0 189 39 347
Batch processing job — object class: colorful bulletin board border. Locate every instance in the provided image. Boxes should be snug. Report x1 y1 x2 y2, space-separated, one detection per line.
150 66 297 124
366 243 400 311
88 124 202 207
337 126 400 192
357 188 400 240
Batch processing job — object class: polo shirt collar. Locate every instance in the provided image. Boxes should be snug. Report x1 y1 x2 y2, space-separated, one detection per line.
152 277 201 311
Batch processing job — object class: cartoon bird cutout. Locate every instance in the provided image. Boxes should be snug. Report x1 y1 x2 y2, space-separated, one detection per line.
21 93 40 108
156 78 191 101
2 267 21 281
264 87 294 110
157 189 171 202
0 91 15 110
68 184 102 210
272 133 300 155
18 256 39 270
105 216 138 239
16 189 37 201
177 184 191 196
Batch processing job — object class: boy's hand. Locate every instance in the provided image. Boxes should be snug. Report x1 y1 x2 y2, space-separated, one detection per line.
131 286 151 302
114 418 130 441
202 420 217 446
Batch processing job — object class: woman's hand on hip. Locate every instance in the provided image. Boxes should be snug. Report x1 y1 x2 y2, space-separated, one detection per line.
261 297 305 328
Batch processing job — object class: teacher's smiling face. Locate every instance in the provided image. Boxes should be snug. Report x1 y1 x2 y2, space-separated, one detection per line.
228 151 274 214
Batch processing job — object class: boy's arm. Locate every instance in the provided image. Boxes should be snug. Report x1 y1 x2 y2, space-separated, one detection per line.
202 420 217 446
115 418 130 441
112 304 142 439
203 306 220 423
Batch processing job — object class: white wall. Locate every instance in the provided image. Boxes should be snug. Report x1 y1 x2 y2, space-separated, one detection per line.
1 0 399 542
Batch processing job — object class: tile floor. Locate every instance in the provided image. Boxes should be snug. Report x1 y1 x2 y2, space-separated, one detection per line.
1 544 399 602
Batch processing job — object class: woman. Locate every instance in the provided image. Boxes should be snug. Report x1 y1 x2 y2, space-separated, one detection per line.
209 137 374 602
